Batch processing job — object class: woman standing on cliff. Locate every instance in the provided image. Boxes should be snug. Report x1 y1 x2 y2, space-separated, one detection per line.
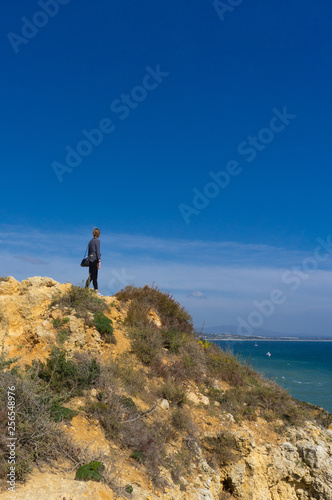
85 228 101 294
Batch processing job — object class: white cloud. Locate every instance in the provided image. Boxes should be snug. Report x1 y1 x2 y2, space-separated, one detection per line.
1 224 332 336
188 290 206 299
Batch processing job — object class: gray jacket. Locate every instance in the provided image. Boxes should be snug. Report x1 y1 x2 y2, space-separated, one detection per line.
88 238 101 262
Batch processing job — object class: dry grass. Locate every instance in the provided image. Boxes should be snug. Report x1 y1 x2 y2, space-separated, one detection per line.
0 368 78 485
157 378 187 407
50 285 108 325
116 284 194 335
204 431 238 467
129 323 164 365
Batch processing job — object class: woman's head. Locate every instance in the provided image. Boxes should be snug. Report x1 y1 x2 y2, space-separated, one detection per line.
93 228 100 238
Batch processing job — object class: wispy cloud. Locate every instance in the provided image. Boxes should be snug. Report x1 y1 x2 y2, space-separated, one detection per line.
1 224 332 336
188 290 206 299
14 255 48 265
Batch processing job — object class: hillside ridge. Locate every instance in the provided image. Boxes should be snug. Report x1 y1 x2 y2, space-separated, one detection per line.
0 276 331 500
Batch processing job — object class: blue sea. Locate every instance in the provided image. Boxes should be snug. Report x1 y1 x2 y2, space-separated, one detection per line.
214 341 332 413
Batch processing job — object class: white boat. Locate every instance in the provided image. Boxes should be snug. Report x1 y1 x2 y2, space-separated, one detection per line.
266 352 271 357
254 342 258 346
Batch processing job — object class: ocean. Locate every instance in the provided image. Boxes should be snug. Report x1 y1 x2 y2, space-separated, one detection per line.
214 340 332 413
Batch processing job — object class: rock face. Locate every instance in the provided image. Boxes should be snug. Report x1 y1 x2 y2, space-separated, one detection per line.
0 277 332 500
0 276 127 364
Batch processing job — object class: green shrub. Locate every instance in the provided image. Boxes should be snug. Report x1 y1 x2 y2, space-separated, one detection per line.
165 435 199 486
207 386 224 404
50 285 108 325
163 327 188 353
34 347 100 396
117 285 199 370
120 396 137 411
125 484 133 493
300 401 332 429
130 450 146 464
75 461 105 482
93 312 116 344
51 317 72 345
57 328 70 344
246 381 306 426
52 318 62 328
50 402 78 422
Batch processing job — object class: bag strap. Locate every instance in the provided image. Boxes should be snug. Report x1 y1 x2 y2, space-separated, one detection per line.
83 245 88 258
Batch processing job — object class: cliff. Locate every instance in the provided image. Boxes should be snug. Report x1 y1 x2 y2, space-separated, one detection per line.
0 276 331 500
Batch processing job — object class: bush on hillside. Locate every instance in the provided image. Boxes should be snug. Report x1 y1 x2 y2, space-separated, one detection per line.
0 368 76 484
97 353 146 396
200 341 257 386
130 323 164 365
221 379 308 426
31 347 101 397
116 284 197 368
93 311 116 344
163 327 189 353
75 461 105 482
85 383 171 487
50 285 108 325
116 284 194 334
204 431 238 467
157 378 187 406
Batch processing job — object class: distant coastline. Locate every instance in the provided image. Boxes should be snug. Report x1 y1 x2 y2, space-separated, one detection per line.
200 336 332 342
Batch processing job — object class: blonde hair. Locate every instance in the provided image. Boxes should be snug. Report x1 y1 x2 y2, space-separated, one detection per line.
93 228 100 238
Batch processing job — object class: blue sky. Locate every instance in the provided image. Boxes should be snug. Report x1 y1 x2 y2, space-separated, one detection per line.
1 1 332 336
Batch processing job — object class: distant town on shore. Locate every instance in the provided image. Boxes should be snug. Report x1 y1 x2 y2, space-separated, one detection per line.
197 325 332 341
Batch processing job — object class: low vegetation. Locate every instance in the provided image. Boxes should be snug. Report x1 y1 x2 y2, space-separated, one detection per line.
93 311 116 344
0 282 329 495
116 284 194 334
75 461 105 482
30 347 101 397
204 431 238 467
50 285 108 325
115 284 196 367
0 367 78 483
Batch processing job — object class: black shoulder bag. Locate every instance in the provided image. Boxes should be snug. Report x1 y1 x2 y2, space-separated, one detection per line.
80 246 89 267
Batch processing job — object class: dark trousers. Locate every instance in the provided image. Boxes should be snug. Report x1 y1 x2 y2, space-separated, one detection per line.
85 260 98 290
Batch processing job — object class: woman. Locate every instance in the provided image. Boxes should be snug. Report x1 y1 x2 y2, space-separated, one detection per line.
85 228 101 294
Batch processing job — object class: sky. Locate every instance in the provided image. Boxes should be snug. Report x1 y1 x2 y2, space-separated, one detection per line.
1 0 332 336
